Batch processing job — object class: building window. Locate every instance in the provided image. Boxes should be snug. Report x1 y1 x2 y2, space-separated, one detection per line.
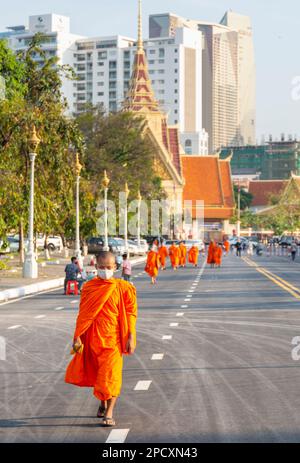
98 72 104 76
98 62 104 66
98 92 104 96
174 48 178 53
109 61 117 69
123 50 130 58
174 120 178 124
174 59 178 63
158 90 165 94
174 99 178 103
174 109 178 114
109 71 117 79
174 79 178 83
124 71 130 79
149 49 155 54
185 139 192 154
151 80 155 85
109 91 117 98
124 61 131 69
159 48 165 58
158 70 165 74
174 89 178 93
109 101 117 112
109 81 116 89
175 69 178 74
98 82 104 86
158 80 165 84
98 51 107 59
158 59 165 64
149 70 155 74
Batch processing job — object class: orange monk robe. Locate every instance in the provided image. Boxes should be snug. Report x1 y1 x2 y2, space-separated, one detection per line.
65 278 137 401
158 246 168 268
179 244 187 266
169 245 180 268
215 246 223 266
188 246 199 265
207 242 218 264
224 240 230 253
145 250 160 278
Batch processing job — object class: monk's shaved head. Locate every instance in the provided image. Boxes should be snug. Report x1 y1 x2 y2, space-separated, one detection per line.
96 251 116 267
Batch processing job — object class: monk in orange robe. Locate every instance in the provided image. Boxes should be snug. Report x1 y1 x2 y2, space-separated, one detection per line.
145 248 160 284
158 243 168 270
65 251 137 427
169 243 180 270
188 245 199 267
223 239 230 256
207 240 218 268
215 244 223 268
179 242 187 267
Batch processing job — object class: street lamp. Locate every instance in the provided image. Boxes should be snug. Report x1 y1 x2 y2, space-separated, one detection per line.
137 190 142 248
74 153 83 268
237 180 241 238
23 125 40 279
124 182 130 253
102 170 110 251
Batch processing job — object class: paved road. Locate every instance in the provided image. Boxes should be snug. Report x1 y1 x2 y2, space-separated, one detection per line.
1 252 300 443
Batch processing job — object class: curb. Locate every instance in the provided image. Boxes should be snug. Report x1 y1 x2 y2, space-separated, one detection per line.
0 256 146 303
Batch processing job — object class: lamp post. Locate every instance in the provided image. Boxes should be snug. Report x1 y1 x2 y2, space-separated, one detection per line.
137 190 142 248
23 126 40 279
124 182 130 253
74 153 83 267
102 170 110 251
237 180 241 238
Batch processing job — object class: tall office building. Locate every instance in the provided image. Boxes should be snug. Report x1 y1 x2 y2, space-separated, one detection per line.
150 11 256 153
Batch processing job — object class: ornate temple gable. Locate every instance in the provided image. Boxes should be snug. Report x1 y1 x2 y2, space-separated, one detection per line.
280 175 300 206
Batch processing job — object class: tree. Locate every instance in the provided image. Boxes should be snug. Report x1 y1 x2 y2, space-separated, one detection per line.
233 184 253 210
0 35 84 256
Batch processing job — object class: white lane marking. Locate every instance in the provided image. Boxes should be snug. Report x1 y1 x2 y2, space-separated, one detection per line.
184 299 191 302
176 313 184 317
34 315 46 319
181 305 188 308
162 335 172 340
54 307 64 311
188 290 195 293
106 429 130 443
134 380 152 391
7 325 21 330
70 300 78 304
151 353 164 360
170 323 178 327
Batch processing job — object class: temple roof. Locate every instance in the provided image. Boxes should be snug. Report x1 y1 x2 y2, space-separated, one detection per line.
181 156 235 219
248 180 287 207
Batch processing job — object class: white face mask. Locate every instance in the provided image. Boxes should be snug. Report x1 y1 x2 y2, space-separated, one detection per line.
97 268 114 280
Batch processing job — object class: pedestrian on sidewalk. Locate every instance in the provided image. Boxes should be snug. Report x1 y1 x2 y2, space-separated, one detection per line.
65 251 137 427
64 257 80 294
291 241 297 261
121 253 132 282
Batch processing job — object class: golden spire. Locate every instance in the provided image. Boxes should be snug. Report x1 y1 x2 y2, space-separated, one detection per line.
137 0 143 52
123 0 159 113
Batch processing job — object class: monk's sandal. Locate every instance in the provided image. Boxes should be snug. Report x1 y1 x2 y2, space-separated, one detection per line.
97 406 106 418
102 417 115 427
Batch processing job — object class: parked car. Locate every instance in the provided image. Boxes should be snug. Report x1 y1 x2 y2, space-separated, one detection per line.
87 237 126 255
132 238 149 254
11 234 62 251
279 235 298 247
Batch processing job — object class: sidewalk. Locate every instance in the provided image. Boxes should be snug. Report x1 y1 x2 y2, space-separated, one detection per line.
0 252 146 302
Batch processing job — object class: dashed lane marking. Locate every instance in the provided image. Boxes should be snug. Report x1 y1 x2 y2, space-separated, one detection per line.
54 307 64 311
151 353 164 360
170 323 179 327
162 335 172 340
181 305 188 308
34 315 46 319
106 429 130 443
7 325 21 330
134 380 152 391
176 313 184 317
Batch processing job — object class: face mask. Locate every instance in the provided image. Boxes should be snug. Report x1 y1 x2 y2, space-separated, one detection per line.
97 269 114 280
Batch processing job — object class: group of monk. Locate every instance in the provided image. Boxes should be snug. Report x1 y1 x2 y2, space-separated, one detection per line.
144 239 200 284
207 238 230 268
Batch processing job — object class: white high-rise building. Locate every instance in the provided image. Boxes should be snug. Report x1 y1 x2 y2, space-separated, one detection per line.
4 14 84 105
150 11 256 153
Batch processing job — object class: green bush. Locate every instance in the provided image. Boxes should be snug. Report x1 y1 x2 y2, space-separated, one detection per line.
0 261 8 270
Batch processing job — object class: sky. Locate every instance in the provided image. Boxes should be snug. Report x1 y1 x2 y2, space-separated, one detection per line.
1 0 300 142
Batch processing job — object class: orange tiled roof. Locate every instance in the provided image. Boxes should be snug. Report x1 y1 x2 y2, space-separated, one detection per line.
182 156 235 219
248 180 288 206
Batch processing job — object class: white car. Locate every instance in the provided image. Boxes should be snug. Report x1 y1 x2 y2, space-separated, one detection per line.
12 234 63 251
133 238 148 254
